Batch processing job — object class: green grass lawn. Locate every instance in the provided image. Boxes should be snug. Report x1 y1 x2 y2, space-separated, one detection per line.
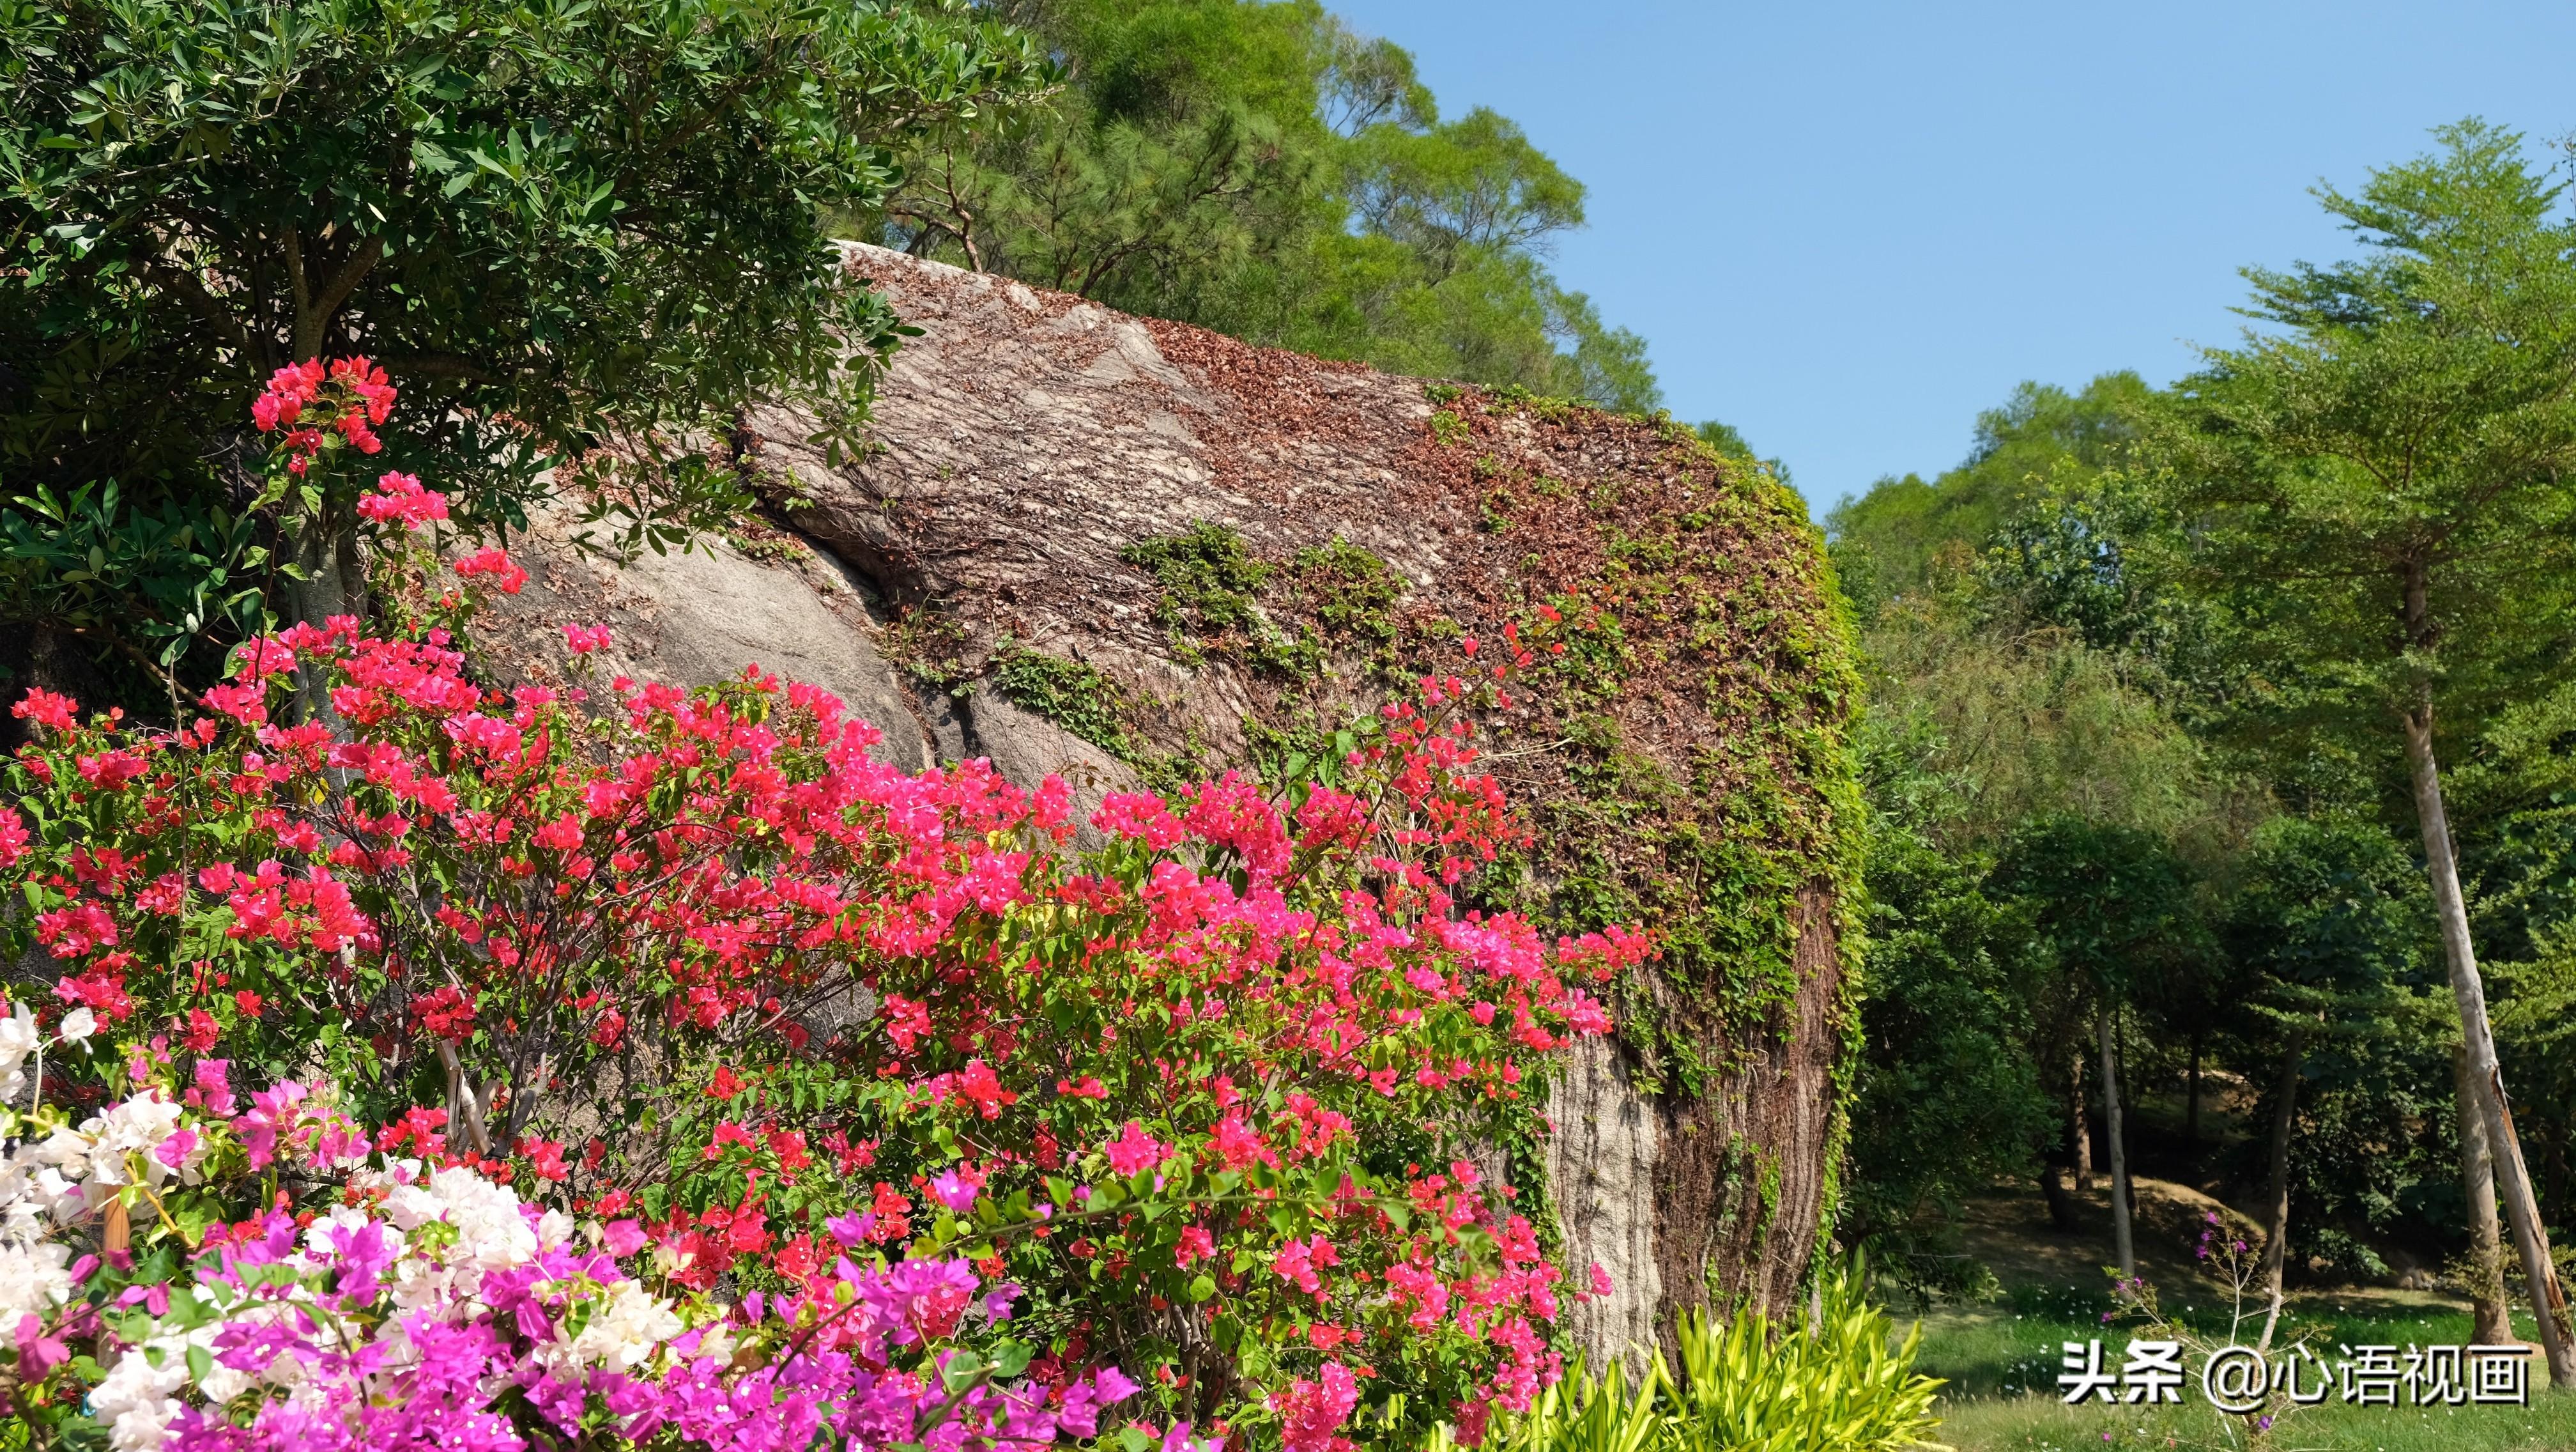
1929 1392 2576 1451
1897 1177 2576 1449
1908 1292 2576 1450
1910 1282 2536 1400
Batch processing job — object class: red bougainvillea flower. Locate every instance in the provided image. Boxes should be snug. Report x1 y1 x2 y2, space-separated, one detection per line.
454 548 528 594
256 357 398 474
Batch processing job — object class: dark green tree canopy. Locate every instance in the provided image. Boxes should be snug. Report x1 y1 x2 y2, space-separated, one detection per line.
1 0 1048 687
1828 372 2149 619
1995 814 2200 1002
871 0 1659 414
3 0 1047 497
2139 120 2576 772
1843 718 2053 1301
2223 814 2426 1003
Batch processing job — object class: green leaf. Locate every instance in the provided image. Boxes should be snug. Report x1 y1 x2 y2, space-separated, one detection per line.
987 1338 1034 1378
939 1350 985 1392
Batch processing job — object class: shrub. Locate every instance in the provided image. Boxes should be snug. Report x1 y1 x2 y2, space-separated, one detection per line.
1655 1271 1944 1452
0 365 1643 1449
0 1056 1147 1451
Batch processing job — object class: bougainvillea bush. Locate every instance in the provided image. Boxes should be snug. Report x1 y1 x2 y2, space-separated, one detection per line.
0 1054 1139 1450
0 362 1641 1446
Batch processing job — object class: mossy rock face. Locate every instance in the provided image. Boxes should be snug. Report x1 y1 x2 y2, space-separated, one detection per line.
592 244 1861 1360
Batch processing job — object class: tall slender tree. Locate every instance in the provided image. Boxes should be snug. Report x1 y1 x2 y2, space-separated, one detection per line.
2138 120 2576 1384
2220 814 2419 1349
1998 815 2198 1281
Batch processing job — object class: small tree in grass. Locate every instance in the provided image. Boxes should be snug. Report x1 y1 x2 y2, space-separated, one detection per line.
1995 814 2196 1283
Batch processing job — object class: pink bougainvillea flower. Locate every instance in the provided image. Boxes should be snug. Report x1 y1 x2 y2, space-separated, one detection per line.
929 1166 983 1214
355 471 448 530
1103 1120 1169 1178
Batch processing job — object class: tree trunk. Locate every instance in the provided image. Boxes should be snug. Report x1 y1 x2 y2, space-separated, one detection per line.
2186 1029 2203 1158
2551 1127 2570 1247
2040 1164 2078 1232
2071 1050 2094 1190
2405 704 2573 1385
2455 1046 2515 1345
2099 1001 2134 1280
2257 1029 2304 1353
2117 1014 2136 1221
287 512 368 724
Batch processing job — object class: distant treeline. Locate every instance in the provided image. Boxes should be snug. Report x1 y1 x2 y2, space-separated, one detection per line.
1830 121 2576 1380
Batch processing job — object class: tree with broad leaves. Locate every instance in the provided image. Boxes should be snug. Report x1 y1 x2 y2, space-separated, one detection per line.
2136 118 2576 1384
1996 814 2200 1283
0 0 1054 699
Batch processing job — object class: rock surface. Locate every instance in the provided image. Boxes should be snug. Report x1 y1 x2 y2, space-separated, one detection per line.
471 500 933 763
464 243 1862 1365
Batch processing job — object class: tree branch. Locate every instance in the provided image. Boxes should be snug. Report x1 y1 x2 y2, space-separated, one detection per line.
379 352 499 384
281 227 317 361
132 251 254 362
308 233 388 346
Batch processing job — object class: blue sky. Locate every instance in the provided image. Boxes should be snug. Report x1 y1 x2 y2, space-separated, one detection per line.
1323 1 2576 516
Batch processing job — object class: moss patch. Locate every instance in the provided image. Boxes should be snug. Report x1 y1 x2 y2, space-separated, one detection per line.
883 606 973 693
1284 540 1400 644
1119 523 1312 676
1121 523 1272 638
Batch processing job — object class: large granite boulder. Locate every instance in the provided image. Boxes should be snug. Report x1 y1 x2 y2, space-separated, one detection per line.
466 243 1863 1366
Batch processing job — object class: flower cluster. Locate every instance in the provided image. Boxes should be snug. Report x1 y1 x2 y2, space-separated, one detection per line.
0 1077 1147 1452
0 998 91 1108
249 358 397 475
356 471 449 530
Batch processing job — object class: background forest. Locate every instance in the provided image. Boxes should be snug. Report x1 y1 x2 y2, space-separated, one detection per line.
1832 123 2576 1322
12 0 2576 1449
859 0 1661 415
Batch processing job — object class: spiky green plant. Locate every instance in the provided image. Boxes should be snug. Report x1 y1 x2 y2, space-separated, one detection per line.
1462 1263 1948 1452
